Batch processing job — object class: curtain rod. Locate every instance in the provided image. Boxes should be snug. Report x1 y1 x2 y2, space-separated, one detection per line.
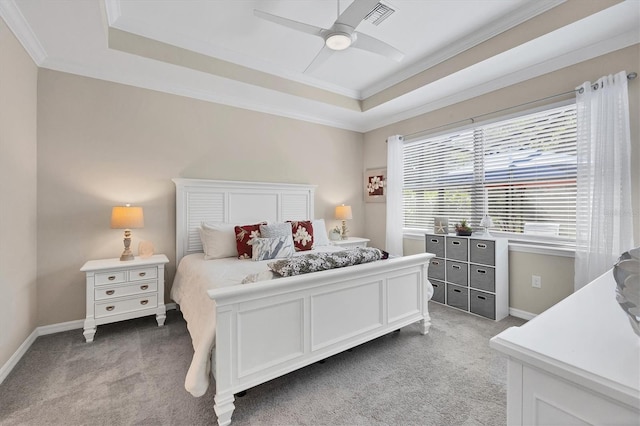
402 71 637 141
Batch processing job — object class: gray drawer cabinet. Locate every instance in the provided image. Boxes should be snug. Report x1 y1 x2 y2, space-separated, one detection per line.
426 234 508 321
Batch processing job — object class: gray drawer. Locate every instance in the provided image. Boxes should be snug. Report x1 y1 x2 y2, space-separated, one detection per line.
470 290 495 320
428 258 445 280
446 237 468 261
470 239 495 266
446 260 468 286
430 279 445 304
447 284 468 311
470 265 495 292
425 234 445 258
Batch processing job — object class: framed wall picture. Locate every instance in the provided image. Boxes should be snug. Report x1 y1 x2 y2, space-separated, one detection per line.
434 217 449 234
365 168 386 203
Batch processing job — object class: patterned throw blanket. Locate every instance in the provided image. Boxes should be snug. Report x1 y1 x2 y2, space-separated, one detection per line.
268 247 387 277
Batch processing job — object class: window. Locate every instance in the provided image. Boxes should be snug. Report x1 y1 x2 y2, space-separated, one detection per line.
403 103 577 241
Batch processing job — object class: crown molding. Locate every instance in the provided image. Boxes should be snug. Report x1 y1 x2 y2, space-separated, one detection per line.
39 56 364 132
360 0 565 99
362 29 639 133
107 1 362 100
103 0 121 26
0 0 46 65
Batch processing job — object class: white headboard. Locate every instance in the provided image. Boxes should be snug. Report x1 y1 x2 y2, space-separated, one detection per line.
173 178 316 264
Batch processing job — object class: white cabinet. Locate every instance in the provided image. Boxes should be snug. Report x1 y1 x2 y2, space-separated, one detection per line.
490 271 640 425
425 233 508 320
81 254 169 342
332 237 370 249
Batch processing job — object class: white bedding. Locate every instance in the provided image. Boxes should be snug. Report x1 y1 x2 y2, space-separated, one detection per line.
171 246 343 396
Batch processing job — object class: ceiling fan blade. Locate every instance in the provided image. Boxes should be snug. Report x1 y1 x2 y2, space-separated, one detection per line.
335 0 380 29
351 31 404 61
304 46 334 73
254 9 324 37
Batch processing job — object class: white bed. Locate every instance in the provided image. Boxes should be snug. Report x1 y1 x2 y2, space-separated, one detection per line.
171 178 435 426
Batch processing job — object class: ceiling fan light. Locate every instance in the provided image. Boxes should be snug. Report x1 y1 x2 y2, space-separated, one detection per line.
325 33 351 50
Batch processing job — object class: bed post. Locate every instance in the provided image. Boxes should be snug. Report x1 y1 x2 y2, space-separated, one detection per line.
419 264 433 335
213 306 235 426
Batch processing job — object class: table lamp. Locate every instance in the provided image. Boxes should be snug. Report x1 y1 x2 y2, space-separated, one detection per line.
111 204 144 261
335 204 352 240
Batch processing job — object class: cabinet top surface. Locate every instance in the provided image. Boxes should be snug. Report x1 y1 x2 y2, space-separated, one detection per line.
426 232 501 241
491 270 640 396
333 237 370 244
81 254 169 272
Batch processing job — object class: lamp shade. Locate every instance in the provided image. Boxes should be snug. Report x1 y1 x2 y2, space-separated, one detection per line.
335 205 353 221
111 205 144 229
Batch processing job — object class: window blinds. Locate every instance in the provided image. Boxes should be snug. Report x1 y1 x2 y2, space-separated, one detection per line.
402 104 577 239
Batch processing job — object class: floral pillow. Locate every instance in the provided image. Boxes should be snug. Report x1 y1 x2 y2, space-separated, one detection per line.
234 222 266 259
288 220 314 251
250 236 295 261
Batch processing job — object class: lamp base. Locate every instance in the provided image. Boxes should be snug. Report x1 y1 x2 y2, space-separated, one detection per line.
120 250 134 261
120 235 135 261
340 220 348 240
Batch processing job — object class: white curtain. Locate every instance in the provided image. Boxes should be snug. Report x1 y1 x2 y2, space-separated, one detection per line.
386 135 404 257
575 71 634 291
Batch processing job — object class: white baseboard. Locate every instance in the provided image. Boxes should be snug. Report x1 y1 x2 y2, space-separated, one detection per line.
509 307 537 321
0 328 38 385
0 303 179 385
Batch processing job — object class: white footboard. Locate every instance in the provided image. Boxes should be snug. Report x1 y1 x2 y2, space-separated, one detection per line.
209 253 434 426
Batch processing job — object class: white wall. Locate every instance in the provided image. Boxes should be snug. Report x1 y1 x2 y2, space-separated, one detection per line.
364 44 640 315
36 69 365 325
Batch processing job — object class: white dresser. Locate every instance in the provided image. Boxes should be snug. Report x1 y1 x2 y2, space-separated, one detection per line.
490 271 640 425
425 233 508 320
332 237 370 249
81 254 169 342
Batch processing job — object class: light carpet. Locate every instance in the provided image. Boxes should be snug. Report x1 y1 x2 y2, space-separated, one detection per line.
0 302 525 425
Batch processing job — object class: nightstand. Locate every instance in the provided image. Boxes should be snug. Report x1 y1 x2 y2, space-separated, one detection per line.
81 254 169 342
332 237 370 249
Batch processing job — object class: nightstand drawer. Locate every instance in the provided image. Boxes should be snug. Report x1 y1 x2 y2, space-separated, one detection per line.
95 281 157 301
95 270 127 286
95 294 158 319
129 267 157 281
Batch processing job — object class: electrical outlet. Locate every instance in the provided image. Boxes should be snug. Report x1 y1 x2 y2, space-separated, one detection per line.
532 275 542 288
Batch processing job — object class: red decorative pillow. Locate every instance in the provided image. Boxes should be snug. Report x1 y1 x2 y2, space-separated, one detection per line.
234 223 266 259
288 220 314 251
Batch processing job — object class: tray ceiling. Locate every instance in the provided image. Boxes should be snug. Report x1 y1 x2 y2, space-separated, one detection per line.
1 0 638 132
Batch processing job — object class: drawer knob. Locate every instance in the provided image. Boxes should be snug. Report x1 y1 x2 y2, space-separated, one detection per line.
477 269 486 274
140 300 149 305
140 285 149 290
452 265 461 270
430 239 438 243
138 272 146 277
477 243 487 249
106 290 115 295
106 306 115 311
452 241 460 245
108 276 116 281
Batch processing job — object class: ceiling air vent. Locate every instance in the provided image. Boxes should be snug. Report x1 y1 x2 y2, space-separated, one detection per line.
364 1 396 26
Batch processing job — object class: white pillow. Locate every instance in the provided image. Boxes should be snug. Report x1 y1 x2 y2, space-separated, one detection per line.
312 219 331 247
250 236 295 261
199 222 237 260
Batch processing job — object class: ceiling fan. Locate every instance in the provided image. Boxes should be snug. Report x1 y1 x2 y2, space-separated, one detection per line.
254 0 404 73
